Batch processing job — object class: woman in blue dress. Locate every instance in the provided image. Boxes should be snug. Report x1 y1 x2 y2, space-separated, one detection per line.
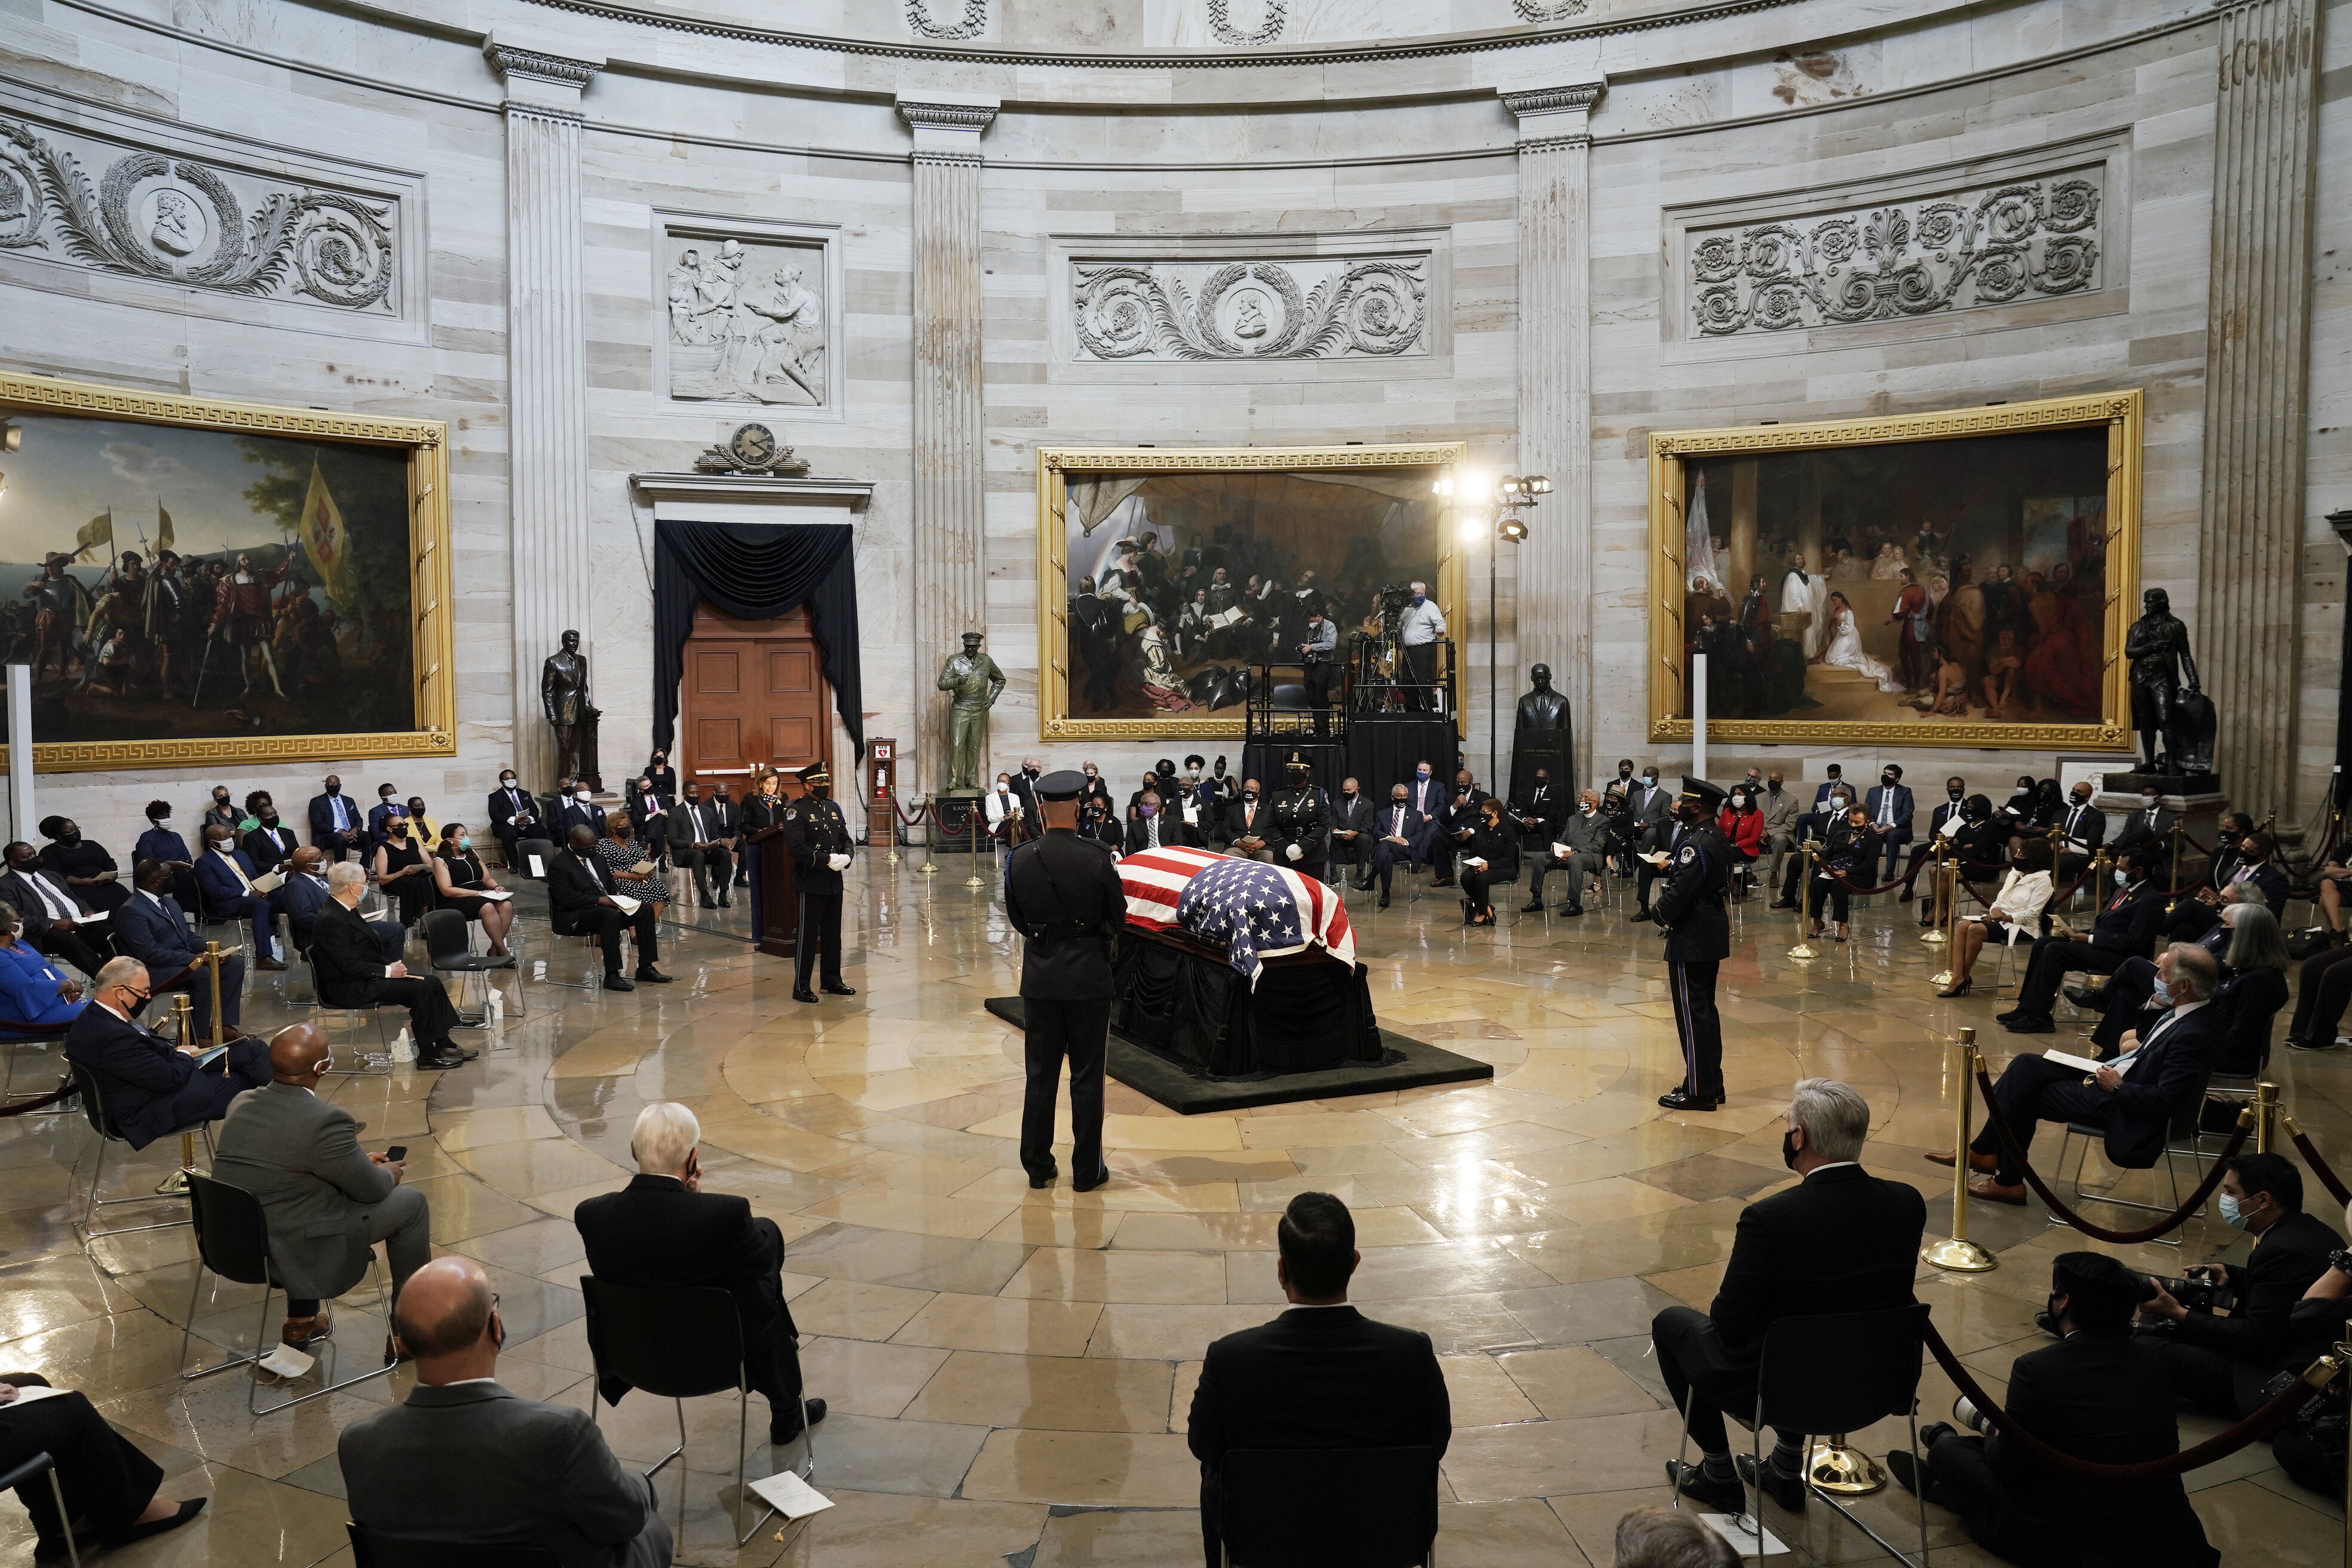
0 899 85 1033
131 799 201 911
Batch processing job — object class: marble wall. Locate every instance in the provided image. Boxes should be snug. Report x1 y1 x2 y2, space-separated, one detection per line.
0 0 2339 848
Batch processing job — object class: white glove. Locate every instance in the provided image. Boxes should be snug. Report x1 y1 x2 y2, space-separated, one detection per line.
827 853 850 871
1284 844 1303 862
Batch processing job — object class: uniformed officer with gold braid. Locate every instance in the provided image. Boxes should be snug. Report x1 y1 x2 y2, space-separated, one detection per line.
1269 750 1329 883
1655 775 1731 1112
779 762 856 1004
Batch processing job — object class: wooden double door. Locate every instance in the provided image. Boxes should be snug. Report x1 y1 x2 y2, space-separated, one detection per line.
679 601 831 794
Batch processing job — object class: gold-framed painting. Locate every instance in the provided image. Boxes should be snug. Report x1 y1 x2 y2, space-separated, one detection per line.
1647 390 2141 751
0 372 456 773
1038 442 1469 740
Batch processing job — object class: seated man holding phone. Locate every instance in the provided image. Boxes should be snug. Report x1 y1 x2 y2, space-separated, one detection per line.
63 956 272 1149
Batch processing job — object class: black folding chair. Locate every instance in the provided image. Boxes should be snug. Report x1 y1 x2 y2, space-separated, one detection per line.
346 1523 563 1567
422 908 523 1028
1215 1446 1438 1568
1673 1303 1932 1567
1 1451 79 1568
514 838 598 993
2053 1067 2214 1242
66 1060 208 1241
578 1278 810 1546
179 1170 394 1411
303 950 394 1076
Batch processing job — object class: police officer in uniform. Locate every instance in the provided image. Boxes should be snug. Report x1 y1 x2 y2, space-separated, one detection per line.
1004 769 1128 1192
1655 776 1732 1112
779 762 856 1004
1269 751 1329 882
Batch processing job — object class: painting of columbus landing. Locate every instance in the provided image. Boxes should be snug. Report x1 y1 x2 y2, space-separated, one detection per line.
0 376 455 771
1649 393 2141 751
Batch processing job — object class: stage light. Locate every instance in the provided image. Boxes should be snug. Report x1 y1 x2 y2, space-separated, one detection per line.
1432 472 1454 497
1498 514 1529 543
1526 474 1551 495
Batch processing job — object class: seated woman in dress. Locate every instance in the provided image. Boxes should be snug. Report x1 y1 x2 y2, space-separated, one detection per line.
371 807 436 928
1457 797 1520 928
131 800 200 911
0 1374 206 1561
1718 787 1765 898
1806 805 1880 943
430 823 516 958
595 814 667 924
0 899 85 1034
1937 837 2056 999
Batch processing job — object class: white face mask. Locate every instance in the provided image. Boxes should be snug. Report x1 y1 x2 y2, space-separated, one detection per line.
2115 868 2129 885
575 790 592 803
156 817 172 830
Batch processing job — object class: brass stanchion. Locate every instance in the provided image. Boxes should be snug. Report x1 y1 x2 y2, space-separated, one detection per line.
915 797 939 875
2253 1081 2279 1154
964 800 987 889
156 994 201 1196
1788 840 1818 960
1928 856 1960 989
1805 1435 1886 1496
2165 820 2185 912
1924 1027 1997 1273
885 789 902 864
1921 843 1950 947
204 942 226 1048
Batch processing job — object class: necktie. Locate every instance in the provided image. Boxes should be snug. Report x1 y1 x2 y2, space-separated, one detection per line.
330 796 348 830
219 852 253 893
1879 792 1894 826
26 874 69 920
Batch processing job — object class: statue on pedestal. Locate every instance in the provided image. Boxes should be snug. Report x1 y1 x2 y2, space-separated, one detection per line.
542 629 602 789
1508 662 1576 807
936 631 1005 793
2124 589 2210 776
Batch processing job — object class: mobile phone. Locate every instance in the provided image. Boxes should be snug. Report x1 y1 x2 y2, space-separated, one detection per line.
384 1145 407 1162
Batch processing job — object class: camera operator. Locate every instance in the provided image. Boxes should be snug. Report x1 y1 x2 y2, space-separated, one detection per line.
2271 1200 2352 1498
1891 1251 2217 1568
2136 1153 2343 1416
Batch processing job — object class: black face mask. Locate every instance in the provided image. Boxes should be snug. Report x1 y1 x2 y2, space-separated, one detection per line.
1781 1129 1802 1170
1242 790 1259 803
809 786 830 801
261 811 278 825
1882 774 1897 786
1949 788 1964 801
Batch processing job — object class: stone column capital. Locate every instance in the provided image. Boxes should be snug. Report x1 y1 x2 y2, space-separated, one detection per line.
897 95 1001 160
485 36 605 116
1502 81 1606 148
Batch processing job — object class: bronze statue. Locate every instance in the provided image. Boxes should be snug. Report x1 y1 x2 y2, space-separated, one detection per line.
2124 589 2201 773
1508 662 1576 805
542 629 601 789
936 631 1005 792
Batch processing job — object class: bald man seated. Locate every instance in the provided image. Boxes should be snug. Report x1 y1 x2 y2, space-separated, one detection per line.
339 1257 673 1568
211 1024 433 1353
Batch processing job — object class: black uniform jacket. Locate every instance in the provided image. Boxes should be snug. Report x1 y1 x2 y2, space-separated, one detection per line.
779 797 854 895
1003 828 1126 1002
1653 819 1731 963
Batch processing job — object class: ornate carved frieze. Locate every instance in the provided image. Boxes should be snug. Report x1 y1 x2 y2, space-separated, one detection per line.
905 0 988 39
1071 256 1427 361
1208 0 1287 45
1512 0 1591 20
0 112 397 314
1688 174 2102 336
662 232 829 406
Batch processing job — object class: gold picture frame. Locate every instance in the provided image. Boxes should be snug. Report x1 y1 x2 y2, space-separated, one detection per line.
1037 442 1469 741
1647 390 2142 751
0 372 456 773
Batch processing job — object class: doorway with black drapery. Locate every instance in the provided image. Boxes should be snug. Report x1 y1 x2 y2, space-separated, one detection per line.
653 520 864 948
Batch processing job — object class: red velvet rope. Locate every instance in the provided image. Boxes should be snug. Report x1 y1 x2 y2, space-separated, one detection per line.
2290 1125 2352 1209
0 1076 74 1117
1971 1064 2249 1244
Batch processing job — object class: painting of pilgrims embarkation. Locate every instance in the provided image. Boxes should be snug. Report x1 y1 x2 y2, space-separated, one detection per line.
0 411 416 742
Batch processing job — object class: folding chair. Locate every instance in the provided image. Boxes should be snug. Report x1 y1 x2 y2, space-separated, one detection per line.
305 951 393 1076
2050 1067 2214 1243
347 1526 562 1568
66 1061 207 1241
422 908 523 1029
0 1451 79 1568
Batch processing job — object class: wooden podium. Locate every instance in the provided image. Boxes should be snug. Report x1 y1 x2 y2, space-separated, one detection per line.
746 826 800 960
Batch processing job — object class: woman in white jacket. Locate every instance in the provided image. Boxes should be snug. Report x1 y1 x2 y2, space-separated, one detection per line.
1937 838 2056 998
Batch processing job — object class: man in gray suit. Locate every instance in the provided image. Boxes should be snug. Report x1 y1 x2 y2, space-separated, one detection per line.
1759 771 1803 890
339 1255 672 1568
211 1022 430 1353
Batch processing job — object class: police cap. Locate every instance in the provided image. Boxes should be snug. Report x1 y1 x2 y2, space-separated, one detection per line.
1034 768 1089 801
798 762 830 786
1679 776 1727 812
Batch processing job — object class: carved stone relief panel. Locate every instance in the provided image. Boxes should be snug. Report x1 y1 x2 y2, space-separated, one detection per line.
1071 254 1429 362
905 0 988 41
1208 0 1288 44
656 220 838 411
0 108 400 316
1512 0 1591 19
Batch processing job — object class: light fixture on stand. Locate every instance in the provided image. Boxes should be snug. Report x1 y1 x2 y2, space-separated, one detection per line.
1434 469 1546 789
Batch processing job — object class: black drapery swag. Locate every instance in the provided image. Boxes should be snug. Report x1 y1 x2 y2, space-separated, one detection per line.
651 519 864 760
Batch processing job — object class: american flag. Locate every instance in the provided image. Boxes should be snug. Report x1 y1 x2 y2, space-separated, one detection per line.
1117 845 1227 931
1172 856 1355 987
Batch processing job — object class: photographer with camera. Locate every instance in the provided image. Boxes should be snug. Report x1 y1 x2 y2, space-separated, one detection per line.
2136 1153 2342 1417
1889 1251 2217 1568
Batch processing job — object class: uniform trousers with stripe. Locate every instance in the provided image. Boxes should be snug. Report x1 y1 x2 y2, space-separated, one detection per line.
1668 958 1724 1101
795 890 844 990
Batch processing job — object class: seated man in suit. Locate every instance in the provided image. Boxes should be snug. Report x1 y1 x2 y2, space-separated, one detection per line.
1528 787 1609 917
241 801 302 877
115 858 247 1043
485 767 541 864
1188 1193 1450 1568
307 773 365 862
2111 786 2178 858
549 825 666 991
1759 772 1803 891
1430 768 1489 889
1951 942 2223 1206
1122 788 1202 855
575 1102 827 1448
339 1255 672 1568
2137 1152 2344 1417
311 861 468 1070
666 780 734 908
1995 849 2167 1033
212 1022 432 1351
192 824 284 970
1324 779 1374 889
1891 1251 2218 1568
268 846 333 956
1 838 114 976
1363 783 1431 910
1861 764 1915 883
1658 1079 1927 1515
63 957 271 1149
553 783 608 844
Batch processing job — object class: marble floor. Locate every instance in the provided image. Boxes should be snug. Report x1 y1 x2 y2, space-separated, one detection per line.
2 858 2347 1567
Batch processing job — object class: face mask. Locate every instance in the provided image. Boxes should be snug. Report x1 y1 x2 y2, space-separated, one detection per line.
501 777 516 789
1139 804 1157 818
1619 765 1633 777
2115 868 2129 886
156 817 173 831
1342 788 1356 798
715 788 729 800
810 786 830 801
1411 593 1425 606
1730 795 1745 808
2013 785 2032 797
214 794 229 806
1085 768 1097 778
1882 773 1896 785
1187 768 1200 779
1242 789 1259 803
576 791 592 803
2218 1192 2249 1231
61 829 79 844
1644 774 1659 786
2142 796 2158 809
1781 1129 1802 1170
1582 803 1595 814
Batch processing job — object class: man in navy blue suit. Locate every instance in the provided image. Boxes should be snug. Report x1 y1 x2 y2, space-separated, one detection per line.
1362 782 1434 910
267 846 404 960
63 956 270 1148
365 782 403 849
1997 849 2168 1033
115 859 247 1041
1861 764 1915 883
192 825 283 970
307 773 365 861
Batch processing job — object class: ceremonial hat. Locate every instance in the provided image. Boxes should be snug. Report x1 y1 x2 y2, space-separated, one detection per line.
1035 768 1088 801
1284 749 1312 770
1679 776 1727 811
797 762 830 786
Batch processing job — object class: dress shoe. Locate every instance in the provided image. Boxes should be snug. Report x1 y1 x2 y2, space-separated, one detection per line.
602 973 635 991
1628 906 1655 924
2063 984 2107 1009
437 1039 480 1061
283 1310 333 1348
634 967 673 984
1885 1450 1943 1506
415 1043 467 1069
1559 904 1584 918
384 1335 413 1367
1352 880 1374 892
1661 1459 1747 1515
2001 1013 2054 1034
1377 893 1391 910
1431 878 1454 889
822 982 857 996
1968 1176 2028 1205
256 956 287 972
1027 1170 1056 1190
102 1499 207 1552
1521 898 1546 912
1898 889 1914 904
1074 1167 1113 1193
1736 1453 1807 1512
1769 898 1796 910
2287 1036 2342 1052
793 987 819 1003
770 1398 829 1445
718 893 733 907
1925 1149 1997 1173
1658 1088 1721 1112
1936 978 1972 999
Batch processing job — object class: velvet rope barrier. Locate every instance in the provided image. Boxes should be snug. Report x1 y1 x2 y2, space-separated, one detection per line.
2286 1114 2352 1209
0 1076 74 1117
1972 1065 2251 1244
1921 1318 2337 1483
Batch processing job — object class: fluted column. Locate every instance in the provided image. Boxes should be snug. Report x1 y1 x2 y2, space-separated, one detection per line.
488 39 602 788
899 96 997 793
1505 82 1604 788
2194 0 2318 816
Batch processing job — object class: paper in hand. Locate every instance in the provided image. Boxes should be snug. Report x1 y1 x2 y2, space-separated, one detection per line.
250 872 285 894
479 888 513 903
2043 1048 2136 1077
629 860 657 877
527 855 546 878
1552 842 1573 860
611 895 642 915
1937 817 1962 840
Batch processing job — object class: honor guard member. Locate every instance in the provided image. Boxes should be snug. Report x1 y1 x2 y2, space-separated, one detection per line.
780 762 856 1004
1269 751 1330 881
1003 768 1128 1192
1655 776 1732 1112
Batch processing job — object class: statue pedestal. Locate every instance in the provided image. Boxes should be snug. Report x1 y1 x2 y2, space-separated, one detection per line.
2094 777 2229 885
930 789 985 852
